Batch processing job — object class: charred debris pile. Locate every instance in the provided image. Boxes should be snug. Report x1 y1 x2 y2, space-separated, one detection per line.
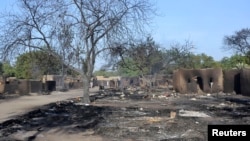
0 86 250 141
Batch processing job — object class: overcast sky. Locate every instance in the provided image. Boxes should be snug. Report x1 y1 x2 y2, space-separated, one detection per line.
1 0 250 62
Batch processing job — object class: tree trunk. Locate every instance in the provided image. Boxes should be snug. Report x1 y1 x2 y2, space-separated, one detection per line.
82 75 90 103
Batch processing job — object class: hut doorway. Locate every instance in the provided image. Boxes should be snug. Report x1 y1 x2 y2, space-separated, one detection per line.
196 76 203 91
234 73 241 94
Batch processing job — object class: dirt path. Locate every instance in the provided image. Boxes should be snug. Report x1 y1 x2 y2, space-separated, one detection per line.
0 88 98 123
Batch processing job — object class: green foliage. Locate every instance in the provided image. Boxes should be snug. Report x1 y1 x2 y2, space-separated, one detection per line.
117 38 222 76
160 40 194 73
161 51 219 73
190 53 220 69
118 36 163 76
15 51 61 79
220 54 250 70
2 62 16 77
117 58 141 77
223 28 250 67
15 53 32 79
0 62 3 75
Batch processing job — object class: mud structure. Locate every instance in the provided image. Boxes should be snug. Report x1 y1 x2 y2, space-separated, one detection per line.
0 88 250 141
174 68 250 96
173 68 223 94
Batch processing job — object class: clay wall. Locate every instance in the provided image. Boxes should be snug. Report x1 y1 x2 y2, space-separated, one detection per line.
173 68 223 94
240 69 250 96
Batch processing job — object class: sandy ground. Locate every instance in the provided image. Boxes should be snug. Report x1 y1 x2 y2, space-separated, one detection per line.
0 87 122 141
0 88 98 123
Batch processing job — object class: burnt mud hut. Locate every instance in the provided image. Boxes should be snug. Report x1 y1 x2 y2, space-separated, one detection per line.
173 68 223 94
120 77 139 88
96 76 121 89
0 79 43 95
223 69 250 96
174 68 250 96
240 69 250 96
223 69 241 94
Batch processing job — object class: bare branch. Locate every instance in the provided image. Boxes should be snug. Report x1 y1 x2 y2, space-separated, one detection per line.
0 0 156 103
224 28 250 56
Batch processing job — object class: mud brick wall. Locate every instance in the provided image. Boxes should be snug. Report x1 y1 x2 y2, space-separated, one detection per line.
93 78 98 87
173 69 201 93
120 78 130 88
96 80 119 88
18 80 42 95
3 80 19 94
109 80 116 88
240 69 250 96
69 82 83 89
17 80 29 95
223 69 241 94
182 69 199 93
156 75 169 87
43 81 56 92
139 78 146 88
173 69 180 92
97 80 108 87
173 69 187 93
30 81 42 93
0 81 4 94
173 68 223 94
47 81 56 91
203 68 223 93
3 80 43 95
132 77 140 86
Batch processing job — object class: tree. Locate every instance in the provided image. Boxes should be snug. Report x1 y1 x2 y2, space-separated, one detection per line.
117 58 141 77
116 36 163 89
117 39 195 76
190 53 220 69
121 37 162 75
0 62 3 75
2 62 16 77
220 54 249 70
224 28 250 63
56 16 75 90
15 53 32 79
161 40 195 73
0 0 155 103
15 51 62 79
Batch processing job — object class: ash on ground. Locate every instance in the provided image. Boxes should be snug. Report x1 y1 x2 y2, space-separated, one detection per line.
0 88 250 141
